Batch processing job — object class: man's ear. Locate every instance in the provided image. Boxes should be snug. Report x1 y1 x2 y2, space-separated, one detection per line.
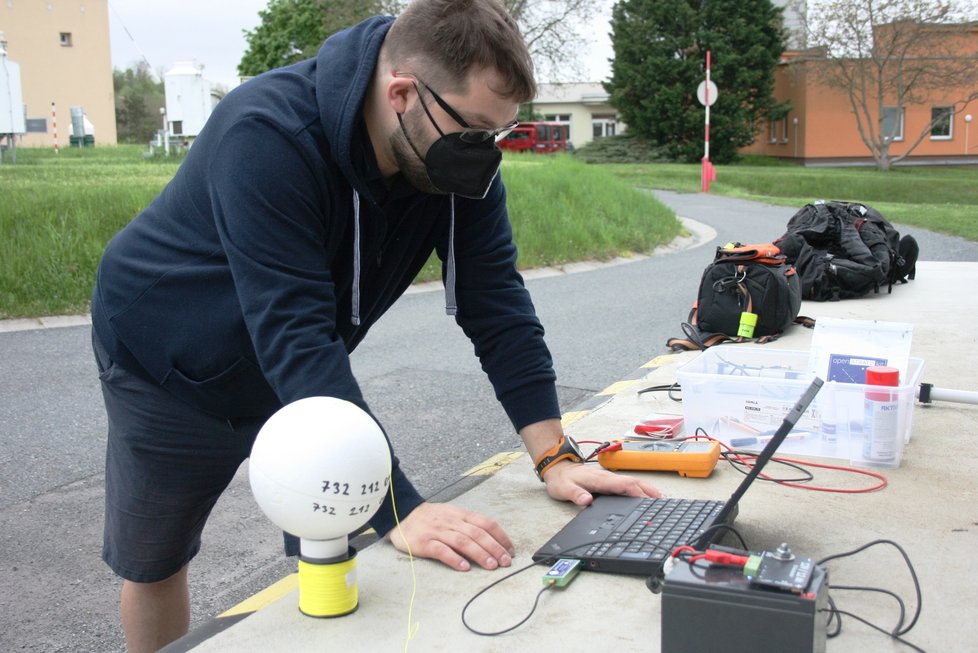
387 72 415 115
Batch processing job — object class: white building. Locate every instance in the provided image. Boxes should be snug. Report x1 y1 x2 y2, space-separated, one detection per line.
531 82 626 148
163 60 221 140
0 34 27 137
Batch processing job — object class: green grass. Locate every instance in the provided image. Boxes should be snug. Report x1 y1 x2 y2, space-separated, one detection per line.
0 146 182 318
5 145 974 320
0 147 679 319
602 161 978 241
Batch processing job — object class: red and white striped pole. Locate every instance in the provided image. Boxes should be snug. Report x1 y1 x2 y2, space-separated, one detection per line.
701 51 715 192
51 102 59 154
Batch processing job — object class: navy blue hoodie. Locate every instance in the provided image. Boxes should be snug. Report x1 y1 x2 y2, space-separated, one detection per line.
91 16 560 535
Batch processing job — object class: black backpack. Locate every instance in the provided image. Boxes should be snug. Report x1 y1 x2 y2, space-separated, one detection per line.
776 200 918 301
667 243 807 351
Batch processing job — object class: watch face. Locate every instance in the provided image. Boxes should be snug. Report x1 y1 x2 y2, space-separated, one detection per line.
564 436 584 459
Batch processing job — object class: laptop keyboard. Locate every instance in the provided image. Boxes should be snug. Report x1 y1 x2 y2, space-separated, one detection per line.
583 498 724 562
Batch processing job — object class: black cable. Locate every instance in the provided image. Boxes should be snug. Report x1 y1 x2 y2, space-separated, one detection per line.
830 584 908 635
694 522 749 550
816 539 924 652
824 595 842 637
461 560 554 636
636 382 682 402
721 450 816 484
817 539 922 636
819 607 927 653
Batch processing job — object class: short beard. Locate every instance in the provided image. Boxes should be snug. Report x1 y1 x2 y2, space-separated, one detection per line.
389 107 444 195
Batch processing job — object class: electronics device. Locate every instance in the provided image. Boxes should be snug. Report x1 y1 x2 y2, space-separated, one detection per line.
661 544 829 653
531 378 823 576
597 439 721 477
542 558 582 588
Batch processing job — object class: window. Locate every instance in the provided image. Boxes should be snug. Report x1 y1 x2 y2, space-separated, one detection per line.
59 32 72 47
881 107 904 142
930 107 953 140
544 115 571 141
171 121 183 135
592 116 616 139
768 118 788 144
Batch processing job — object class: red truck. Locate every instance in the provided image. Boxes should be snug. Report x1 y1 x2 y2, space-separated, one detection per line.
497 122 569 153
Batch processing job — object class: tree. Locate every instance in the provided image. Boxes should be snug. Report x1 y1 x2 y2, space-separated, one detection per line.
798 0 978 170
501 0 603 82
238 0 399 77
113 62 165 144
605 0 788 164
238 0 603 82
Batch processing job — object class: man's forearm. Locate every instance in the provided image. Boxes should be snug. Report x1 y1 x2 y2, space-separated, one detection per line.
518 418 565 462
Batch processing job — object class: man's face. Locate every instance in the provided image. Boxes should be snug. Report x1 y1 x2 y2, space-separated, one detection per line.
390 100 441 194
389 67 519 195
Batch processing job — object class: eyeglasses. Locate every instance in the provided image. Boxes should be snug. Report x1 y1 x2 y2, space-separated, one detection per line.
394 71 518 143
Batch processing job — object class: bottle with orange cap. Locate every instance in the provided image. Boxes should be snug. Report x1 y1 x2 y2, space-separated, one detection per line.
863 366 900 463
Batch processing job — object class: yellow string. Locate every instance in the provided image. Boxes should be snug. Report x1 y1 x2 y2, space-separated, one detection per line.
297 557 358 617
388 466 420 651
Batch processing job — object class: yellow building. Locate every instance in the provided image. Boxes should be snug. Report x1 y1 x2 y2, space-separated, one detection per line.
1 0 116 147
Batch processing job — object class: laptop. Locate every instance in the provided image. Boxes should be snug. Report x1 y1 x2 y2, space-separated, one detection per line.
532 378 824 575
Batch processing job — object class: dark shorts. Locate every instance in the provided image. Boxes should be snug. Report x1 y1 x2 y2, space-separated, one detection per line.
94 331 268 583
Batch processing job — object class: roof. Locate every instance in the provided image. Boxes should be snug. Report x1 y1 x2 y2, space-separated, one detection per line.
534 82 610 105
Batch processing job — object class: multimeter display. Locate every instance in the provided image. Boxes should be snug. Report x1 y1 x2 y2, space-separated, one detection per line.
597 439 721 477
625 441 717 453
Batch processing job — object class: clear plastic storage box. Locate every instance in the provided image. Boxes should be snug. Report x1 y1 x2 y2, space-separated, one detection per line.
675 346 924 467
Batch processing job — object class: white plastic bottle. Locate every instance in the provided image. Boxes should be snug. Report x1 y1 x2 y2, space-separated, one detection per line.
862 366 900 463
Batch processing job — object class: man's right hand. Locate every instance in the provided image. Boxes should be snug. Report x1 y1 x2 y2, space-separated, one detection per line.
385 502 515 572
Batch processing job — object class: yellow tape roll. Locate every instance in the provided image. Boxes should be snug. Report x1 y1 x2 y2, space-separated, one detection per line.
297 554 359 617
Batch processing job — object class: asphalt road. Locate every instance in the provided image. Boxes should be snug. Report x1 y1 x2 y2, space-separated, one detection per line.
2 190 976 652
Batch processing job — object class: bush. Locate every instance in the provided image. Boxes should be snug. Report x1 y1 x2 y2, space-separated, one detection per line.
572 134 668 164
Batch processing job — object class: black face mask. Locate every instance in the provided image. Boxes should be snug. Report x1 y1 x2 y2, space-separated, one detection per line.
397 112 502 200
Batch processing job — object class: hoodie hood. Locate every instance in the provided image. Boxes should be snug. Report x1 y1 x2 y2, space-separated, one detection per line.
315 16 395 204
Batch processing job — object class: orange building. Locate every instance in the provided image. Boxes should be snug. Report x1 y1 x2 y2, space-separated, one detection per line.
1 0 116 147
742 22 978 166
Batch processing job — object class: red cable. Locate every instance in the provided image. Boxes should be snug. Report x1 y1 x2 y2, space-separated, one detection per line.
686 434 888 493
671 545 698 558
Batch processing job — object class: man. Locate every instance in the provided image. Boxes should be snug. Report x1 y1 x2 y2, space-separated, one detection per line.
91 1 660 650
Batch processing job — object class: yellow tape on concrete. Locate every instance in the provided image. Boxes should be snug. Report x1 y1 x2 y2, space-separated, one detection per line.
560 411 590 427
220 573 298 618
642 355 674 368
597 379 640 396
462 451 524 476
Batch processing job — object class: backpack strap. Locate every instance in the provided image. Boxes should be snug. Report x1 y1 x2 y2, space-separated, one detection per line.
666 315 816 352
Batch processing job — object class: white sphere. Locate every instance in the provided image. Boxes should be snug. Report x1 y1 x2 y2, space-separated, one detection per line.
249 397 392 541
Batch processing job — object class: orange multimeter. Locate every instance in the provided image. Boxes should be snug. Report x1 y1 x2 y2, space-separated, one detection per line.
597 439 722 478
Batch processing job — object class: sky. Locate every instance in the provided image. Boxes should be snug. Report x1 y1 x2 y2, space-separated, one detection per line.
108 0 269 90
107 0 615 91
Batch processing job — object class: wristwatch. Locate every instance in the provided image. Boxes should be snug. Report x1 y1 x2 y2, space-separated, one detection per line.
533 435 584 481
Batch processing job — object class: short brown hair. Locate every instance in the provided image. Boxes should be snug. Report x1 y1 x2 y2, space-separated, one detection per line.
384 0 536 102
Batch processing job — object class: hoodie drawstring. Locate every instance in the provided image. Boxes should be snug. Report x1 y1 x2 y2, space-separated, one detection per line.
351 190 362 326
349 190 457 326
445 194 458 316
